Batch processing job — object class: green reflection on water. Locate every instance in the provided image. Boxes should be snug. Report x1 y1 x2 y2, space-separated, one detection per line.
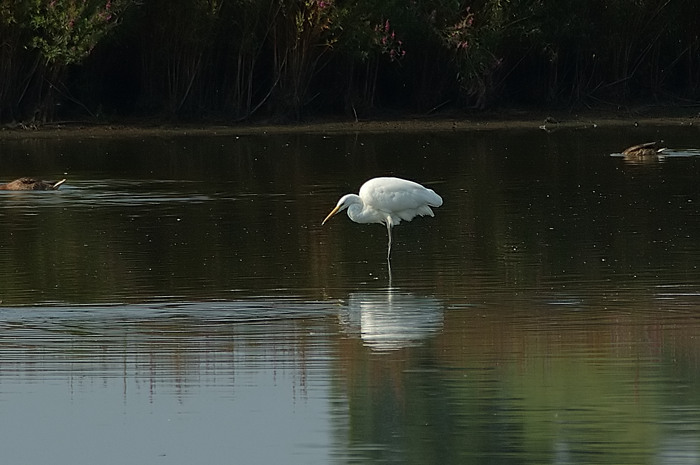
336 302 700 464
1 126 700 464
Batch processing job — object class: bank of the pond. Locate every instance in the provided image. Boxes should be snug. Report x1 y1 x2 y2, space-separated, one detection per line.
0 110 698 140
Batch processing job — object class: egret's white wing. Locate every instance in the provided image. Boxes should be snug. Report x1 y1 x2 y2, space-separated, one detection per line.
360 177 441 209
359 177 442 223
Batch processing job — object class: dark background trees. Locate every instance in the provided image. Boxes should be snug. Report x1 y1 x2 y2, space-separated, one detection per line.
1 0 698 124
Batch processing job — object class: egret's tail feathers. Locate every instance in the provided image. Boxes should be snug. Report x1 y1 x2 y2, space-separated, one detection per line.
426 189 443 207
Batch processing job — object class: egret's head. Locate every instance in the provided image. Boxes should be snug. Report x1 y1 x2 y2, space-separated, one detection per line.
322 194 357 225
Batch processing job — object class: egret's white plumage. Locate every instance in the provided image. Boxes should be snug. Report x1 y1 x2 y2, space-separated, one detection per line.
322 177 443 260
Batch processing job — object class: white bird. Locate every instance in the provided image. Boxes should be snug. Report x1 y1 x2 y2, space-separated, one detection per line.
322 177 443 261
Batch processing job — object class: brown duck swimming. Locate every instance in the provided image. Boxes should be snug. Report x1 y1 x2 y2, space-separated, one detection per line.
622 141 666 158
0 178 66 191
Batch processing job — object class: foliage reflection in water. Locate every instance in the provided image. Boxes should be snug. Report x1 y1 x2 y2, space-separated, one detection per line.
0 126 699 464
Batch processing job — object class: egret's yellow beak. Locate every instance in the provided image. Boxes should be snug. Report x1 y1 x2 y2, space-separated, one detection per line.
322 205 341 225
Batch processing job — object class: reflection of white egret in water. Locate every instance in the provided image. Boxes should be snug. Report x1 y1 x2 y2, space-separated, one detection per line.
321 177 443 263
339 290 443 351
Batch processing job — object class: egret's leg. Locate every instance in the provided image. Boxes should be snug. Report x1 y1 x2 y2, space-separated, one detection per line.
386 222 392 261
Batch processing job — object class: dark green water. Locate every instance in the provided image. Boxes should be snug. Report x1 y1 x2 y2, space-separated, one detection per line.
0 124 699 464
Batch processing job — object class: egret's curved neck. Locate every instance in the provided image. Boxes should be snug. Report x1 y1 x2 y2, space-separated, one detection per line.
344 195 373 224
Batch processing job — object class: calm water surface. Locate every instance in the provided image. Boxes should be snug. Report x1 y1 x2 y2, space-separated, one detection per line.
1 125 700 464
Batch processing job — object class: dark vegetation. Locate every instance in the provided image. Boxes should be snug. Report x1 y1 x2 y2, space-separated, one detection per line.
1 0 699 125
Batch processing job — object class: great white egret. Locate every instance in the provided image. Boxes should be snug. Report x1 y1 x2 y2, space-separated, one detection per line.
322 177 443 260
0 178 66 190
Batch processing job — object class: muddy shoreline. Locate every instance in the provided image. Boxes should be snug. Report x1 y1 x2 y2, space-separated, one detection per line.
1 110 698 139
